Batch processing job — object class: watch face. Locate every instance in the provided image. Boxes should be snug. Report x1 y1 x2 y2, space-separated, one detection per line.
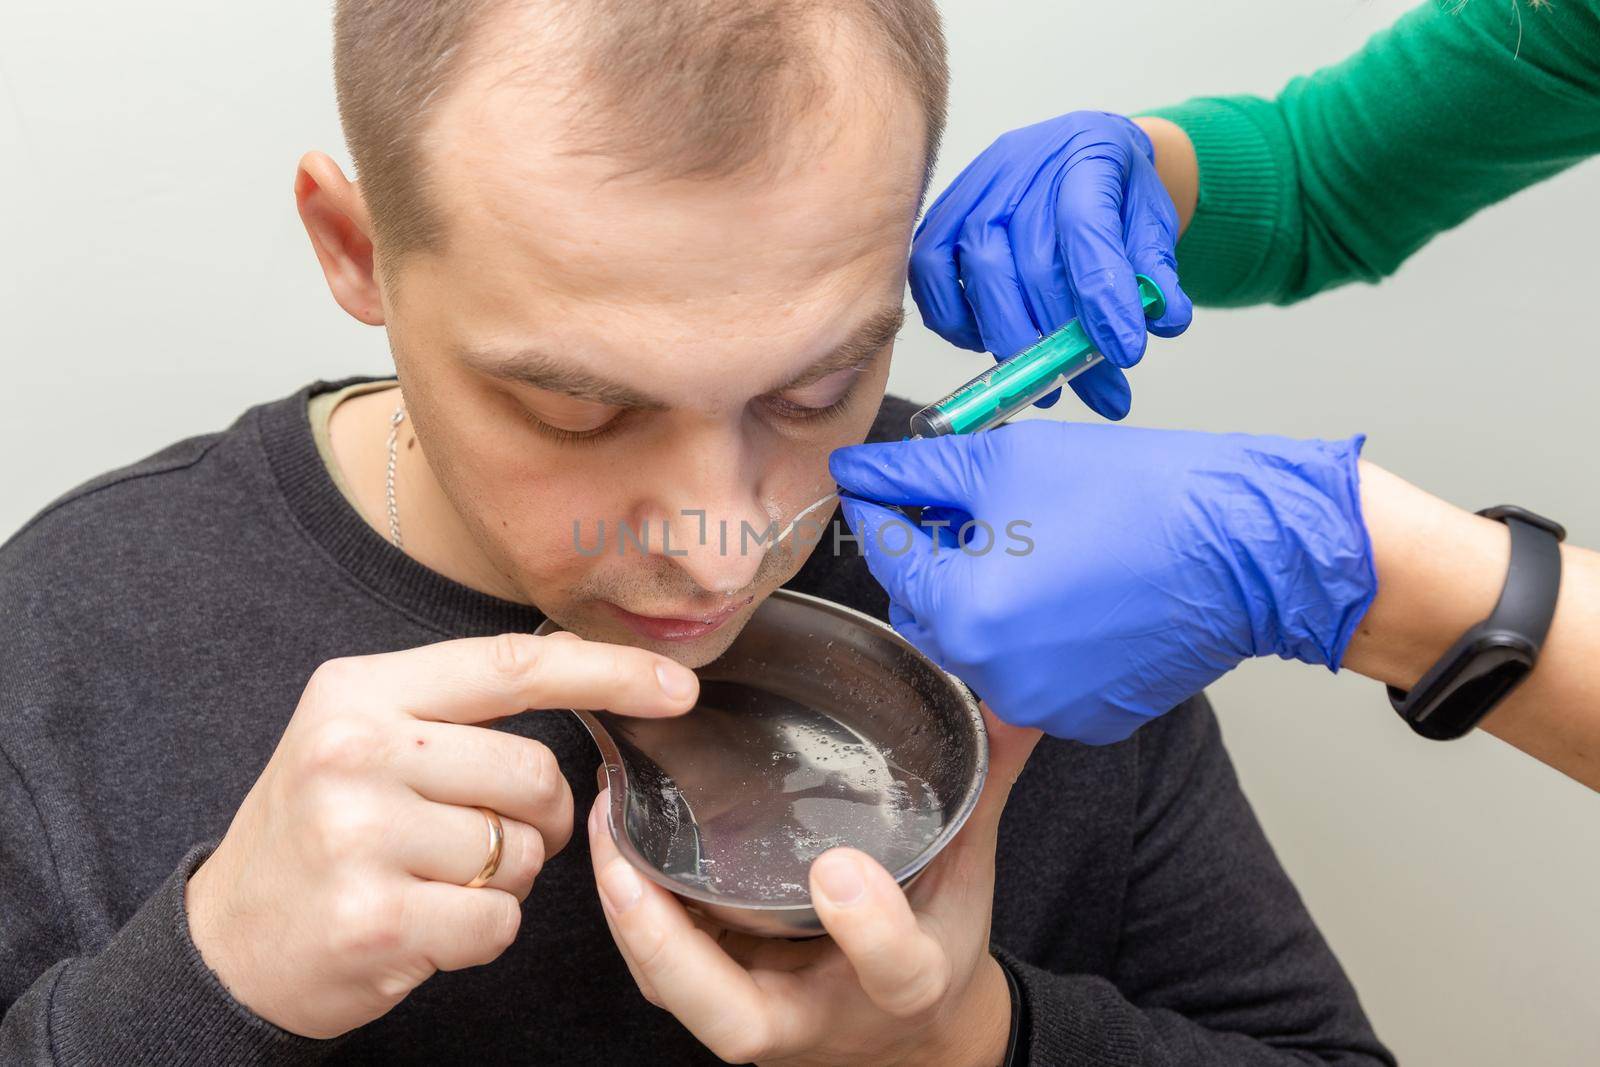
1408 637 1536 741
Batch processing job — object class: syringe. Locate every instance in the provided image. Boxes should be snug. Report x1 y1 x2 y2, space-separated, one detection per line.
908 275 1166 438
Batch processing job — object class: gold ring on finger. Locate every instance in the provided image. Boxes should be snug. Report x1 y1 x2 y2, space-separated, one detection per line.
464 806 504 888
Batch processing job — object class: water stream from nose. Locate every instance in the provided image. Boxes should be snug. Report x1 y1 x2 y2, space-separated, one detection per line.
769 492 839 547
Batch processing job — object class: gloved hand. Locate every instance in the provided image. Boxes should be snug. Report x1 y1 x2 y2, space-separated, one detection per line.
829 422 1376 744
910 111 1193 420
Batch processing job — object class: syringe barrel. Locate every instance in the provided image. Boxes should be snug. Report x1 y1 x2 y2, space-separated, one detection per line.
910 340 1101 438
908 275 1165 439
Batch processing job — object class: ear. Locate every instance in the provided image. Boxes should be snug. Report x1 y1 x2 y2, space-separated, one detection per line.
295 151 385 326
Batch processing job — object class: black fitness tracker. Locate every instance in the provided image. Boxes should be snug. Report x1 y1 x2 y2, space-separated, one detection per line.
1388 505 1565 740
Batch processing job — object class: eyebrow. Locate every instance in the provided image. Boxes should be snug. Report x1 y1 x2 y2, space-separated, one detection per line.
771 305 905 393
458 304 906 408
458 347 666 409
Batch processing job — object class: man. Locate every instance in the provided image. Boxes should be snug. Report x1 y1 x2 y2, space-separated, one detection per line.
0 1 1392 1063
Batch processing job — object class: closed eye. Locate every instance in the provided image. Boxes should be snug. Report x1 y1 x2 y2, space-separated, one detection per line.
764 366 863 421
519 406 626 444
515 391 627 444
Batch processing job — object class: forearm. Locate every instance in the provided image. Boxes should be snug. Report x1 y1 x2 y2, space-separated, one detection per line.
1 846 329 1065
1138 0 1600 307
1132 116 1197 236
987 705 1391 1066
928 955 1013 1067
1343 462 1600 789
996 953 1390 1066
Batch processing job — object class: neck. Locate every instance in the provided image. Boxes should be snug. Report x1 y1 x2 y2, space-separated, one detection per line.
327 384 527 602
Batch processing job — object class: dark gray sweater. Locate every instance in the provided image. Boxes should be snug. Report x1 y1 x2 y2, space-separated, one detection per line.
0 382 1393 1066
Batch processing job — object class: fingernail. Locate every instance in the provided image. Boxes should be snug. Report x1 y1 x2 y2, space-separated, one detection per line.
587 792 604 837
599 858 643 913
813 853 865 906
655 663 696 701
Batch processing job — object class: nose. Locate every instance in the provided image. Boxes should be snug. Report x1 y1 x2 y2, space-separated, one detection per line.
649 430 777 596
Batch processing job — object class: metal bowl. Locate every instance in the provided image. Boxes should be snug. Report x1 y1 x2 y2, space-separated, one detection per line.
537 588 987 938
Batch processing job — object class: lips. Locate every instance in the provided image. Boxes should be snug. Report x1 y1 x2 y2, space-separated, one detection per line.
603 596 754 642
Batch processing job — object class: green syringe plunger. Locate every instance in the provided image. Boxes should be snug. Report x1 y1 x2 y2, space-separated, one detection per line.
909 275 1166 438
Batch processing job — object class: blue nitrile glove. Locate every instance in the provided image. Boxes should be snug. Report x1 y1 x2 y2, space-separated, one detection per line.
829 422 1376 744
910 111 1193 421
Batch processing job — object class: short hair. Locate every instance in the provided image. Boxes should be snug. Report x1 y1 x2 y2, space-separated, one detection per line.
333 0 949 262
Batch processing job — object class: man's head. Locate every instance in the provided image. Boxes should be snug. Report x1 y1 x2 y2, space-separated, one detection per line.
297 0 946 665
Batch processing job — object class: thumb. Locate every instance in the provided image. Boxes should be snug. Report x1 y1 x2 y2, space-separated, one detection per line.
839 495 957 628
937 704 1042 870
829 436 983 512
1127 243 1191 340
969 702 1043 834
1126 160 1193 339
910 703 1042 924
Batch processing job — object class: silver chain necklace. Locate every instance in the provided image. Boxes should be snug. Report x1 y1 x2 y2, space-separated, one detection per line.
385 400 406 549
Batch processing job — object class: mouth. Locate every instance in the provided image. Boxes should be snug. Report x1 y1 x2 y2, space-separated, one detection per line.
602 596 755 642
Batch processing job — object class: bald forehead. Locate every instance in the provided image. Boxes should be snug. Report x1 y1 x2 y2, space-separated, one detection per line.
338 0 945 264
426 122 925 315
448 0 923 182
423 8 928 299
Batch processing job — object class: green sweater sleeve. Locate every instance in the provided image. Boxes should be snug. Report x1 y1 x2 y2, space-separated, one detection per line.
1145 0 1600 307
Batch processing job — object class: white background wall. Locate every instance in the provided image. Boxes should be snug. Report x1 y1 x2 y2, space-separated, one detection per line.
2 1 1596 1062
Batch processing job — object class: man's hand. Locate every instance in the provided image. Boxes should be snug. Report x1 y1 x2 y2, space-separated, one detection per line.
184 632 699 1039
910 110 1194 420
588 707 1041 1067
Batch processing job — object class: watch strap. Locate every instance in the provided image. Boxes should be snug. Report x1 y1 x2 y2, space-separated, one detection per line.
998 948 1024 1066
1482 508 1564 648
1388 506 1564 740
